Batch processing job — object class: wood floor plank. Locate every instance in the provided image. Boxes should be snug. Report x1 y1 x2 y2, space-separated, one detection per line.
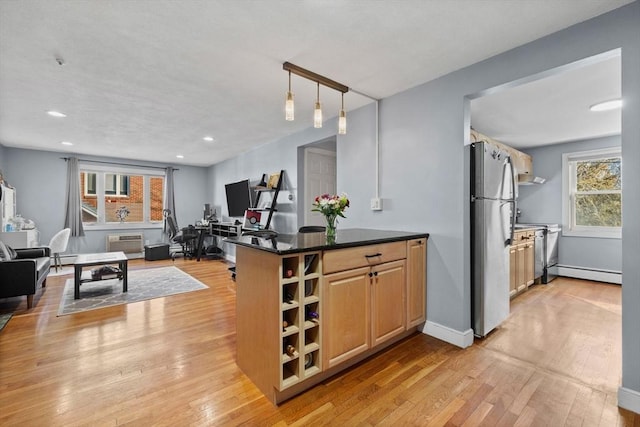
0 264 636 426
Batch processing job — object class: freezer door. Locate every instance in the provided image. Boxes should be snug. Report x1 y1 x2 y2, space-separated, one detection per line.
472 198 511 337
473 142 514 200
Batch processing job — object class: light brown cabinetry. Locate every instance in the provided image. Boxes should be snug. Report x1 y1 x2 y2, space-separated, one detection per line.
470 128 532 174
323 266 371 368
407 238 427 327
235 233 427 404
511 150 533 175
509 229 535 298
323 243 407 369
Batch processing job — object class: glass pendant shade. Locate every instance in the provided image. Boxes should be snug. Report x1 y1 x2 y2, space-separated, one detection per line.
285 91 294 121
314 102 323 128
338 109 346 134
314 83 322 128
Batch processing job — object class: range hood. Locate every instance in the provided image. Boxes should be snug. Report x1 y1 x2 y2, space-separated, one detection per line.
518 174 546 185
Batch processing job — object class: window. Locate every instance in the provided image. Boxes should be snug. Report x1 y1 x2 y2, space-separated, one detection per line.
562 147 621 238
105 174 130 196
85 173 130 196
80 165 165 228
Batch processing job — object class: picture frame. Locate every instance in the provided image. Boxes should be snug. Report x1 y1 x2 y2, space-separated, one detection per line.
267 172 280 189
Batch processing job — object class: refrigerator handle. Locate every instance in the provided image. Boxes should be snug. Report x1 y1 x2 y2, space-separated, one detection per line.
506 156 516 246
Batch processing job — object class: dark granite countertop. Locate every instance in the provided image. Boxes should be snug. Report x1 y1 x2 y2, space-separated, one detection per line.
226 228 429 255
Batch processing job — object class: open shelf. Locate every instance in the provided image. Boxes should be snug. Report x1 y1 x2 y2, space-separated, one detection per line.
281 360 300 389
282 324 299 337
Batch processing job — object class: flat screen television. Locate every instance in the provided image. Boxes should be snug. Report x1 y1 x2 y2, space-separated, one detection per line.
225 179 252 217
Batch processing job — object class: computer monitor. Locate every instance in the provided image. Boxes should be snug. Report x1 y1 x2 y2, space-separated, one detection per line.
224 179 252 217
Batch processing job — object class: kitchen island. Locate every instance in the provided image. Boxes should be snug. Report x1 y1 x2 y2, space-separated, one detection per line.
227 228 429 404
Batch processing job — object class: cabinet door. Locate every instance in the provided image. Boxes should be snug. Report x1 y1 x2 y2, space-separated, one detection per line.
509 246 518 297
371 260 406 347
524 242 535 286
407 238 427 327
516 245 526 292
323 267 371 369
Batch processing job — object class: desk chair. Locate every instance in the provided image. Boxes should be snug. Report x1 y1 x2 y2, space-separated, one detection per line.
298 226 326 233
166 214 198 259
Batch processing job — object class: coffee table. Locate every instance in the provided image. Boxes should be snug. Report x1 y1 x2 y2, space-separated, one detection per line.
74 252 128 299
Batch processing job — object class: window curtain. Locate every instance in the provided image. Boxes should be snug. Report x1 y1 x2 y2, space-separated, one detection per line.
163 166 176 234
64 157 85 237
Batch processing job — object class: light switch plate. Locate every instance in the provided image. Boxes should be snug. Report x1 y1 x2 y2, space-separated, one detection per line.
370 197 382 211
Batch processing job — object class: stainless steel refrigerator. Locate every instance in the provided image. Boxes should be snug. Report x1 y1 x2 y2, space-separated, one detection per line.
471 141 517 337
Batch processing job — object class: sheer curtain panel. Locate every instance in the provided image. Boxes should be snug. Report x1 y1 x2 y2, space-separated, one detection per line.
64 157 85 237
163 166 176 235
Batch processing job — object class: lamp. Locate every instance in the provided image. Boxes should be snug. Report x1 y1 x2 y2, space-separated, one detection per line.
285 71 294 121
314 83 322 128
338 93 346 135
283 62 349 134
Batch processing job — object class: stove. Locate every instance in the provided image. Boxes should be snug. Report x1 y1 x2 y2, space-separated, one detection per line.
514 223 561 283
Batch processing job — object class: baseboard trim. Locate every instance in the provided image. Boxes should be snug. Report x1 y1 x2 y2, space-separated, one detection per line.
618 386 640 414
423 320 474 348
557 265 621 284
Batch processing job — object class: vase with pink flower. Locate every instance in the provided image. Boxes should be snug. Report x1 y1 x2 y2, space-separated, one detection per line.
311 193 350 242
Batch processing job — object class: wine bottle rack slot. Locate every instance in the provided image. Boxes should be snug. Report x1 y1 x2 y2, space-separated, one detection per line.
282 257 299 279
279 251 322 389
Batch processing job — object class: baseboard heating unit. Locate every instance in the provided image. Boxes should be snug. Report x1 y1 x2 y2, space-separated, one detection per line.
556 265 621 285
106 234 144 254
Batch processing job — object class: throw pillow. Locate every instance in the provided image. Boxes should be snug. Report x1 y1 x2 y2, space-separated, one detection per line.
0 241 10 261
5 244 18 259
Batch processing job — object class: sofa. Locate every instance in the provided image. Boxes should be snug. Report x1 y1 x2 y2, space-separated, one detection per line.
0 245 51 308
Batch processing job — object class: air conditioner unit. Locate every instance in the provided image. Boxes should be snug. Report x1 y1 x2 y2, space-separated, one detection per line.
106 234 144 254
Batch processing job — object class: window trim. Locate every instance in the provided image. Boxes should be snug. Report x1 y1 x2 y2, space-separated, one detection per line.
562 146 621 239
79 163 165 229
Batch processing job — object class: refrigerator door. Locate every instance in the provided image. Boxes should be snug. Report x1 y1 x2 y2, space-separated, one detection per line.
472 198 511 337
473 142 514 201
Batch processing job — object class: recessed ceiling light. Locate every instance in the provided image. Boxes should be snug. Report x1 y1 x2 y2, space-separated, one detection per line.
203 136 214 142
589 99 622 112
47 110 67 118
60 141 73 146
176 154 184 159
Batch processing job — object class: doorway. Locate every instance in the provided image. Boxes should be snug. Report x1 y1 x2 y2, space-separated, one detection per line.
297 137 337 228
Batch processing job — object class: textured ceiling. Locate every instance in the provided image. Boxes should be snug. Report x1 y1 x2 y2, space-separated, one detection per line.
0 0 632 166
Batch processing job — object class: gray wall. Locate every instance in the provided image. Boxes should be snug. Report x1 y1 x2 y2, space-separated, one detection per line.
1 147 208 254
0 144 7 177
519 135 622 272
209 2 640 401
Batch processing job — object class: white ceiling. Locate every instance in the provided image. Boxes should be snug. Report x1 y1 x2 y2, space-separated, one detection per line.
471 53 621 149
0 0 631 167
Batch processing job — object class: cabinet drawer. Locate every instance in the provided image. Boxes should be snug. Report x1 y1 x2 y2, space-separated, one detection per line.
323 241 406 275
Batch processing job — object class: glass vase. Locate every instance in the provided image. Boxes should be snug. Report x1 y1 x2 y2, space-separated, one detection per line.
325 215 337 243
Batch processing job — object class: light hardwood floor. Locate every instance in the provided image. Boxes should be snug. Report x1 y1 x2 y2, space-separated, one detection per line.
0 259 637 426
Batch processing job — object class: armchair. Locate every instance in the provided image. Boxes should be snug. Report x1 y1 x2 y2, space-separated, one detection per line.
0 246 51 308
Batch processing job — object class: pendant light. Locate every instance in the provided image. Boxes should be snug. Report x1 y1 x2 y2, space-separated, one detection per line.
314 82 322 128
285 71 294 121
338 92 347 134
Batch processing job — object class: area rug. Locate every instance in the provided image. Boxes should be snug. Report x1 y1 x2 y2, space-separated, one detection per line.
0 313 12 332
57 266 208 316
48 267 74 277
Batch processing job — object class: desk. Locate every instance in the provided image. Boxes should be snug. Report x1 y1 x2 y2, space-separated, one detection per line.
194 222 241 261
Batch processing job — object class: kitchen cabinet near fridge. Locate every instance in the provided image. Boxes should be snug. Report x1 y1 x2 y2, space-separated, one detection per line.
509 229 535 298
